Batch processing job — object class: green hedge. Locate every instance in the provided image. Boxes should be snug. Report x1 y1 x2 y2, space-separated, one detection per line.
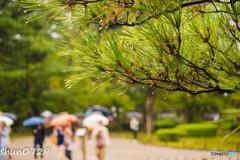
154 118 185 129
176 123 218 137
156 128 187 141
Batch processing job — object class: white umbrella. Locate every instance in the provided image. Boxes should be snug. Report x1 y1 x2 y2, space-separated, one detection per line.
0 116 14 126
83 114 109 127
40 110 52 117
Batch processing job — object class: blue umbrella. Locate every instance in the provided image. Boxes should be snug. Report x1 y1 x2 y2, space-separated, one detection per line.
127 111 142 118
84 105 113 117
23 117 45 126
3 112 17 120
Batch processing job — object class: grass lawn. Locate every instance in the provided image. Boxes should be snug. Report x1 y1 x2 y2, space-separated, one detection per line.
110 132 240 151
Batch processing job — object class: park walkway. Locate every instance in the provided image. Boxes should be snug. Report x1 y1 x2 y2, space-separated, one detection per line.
7 136 224 160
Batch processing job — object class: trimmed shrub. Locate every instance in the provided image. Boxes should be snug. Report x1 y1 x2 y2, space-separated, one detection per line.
154 117 185 130
156 128 187 141
154 118 175 129
176 123 218 137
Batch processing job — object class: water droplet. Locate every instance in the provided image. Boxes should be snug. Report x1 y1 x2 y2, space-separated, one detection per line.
25 21 28 24
65 12 72 18
38 4 41 6
67 86 71 89
224 92 228 96
24 10 27 13
143 86 145 88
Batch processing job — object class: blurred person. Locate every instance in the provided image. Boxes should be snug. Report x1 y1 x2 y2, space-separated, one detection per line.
44 117 52 137
130 116 139 140
53 125 65 160
91 121 110 160
77 117 84 128
0 122 10 160
87 127 93 140
32 124 45 160
63 122 74 160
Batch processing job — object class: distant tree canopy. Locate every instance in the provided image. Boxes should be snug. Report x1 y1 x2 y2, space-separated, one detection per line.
23 0 240 95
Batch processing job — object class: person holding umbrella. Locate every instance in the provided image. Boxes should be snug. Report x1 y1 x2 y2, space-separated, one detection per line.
130 116 139 141
23 117 45 160
91 121 110 160
32 124 45 160
63 121 74 160
0 115 13 160
41 110 52 137
51 112 78 160
53 125 65 160
0 121 10 160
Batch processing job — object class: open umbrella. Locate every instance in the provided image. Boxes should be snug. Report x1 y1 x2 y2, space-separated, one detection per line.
23 117 45 126
40 110 52 117
84 105 113 117
127 111 142 118
83 114 109 127
0 116 14 126
3 112 17 120
50 113 78 126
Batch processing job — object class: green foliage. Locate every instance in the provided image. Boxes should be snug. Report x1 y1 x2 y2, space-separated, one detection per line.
23 0 240 95
154 117 185 129
155 128 187 141
230 122 240 131
217 121 234 130
112 132 240 151
0 0 62 120
154 92 231 123
176 123 218 137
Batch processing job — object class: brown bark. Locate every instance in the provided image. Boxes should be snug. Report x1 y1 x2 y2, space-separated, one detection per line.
145 87 157 143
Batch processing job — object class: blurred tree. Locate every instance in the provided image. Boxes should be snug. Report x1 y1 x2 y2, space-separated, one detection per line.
0 0 65 120
154 91 240 124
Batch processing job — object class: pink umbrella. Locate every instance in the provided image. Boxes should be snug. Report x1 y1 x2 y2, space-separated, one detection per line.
50 113 78 126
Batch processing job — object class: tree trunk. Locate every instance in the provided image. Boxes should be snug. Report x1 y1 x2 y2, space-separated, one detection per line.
145 87 157 143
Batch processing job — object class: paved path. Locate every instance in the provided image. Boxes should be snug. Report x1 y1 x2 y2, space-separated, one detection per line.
5 136 229 160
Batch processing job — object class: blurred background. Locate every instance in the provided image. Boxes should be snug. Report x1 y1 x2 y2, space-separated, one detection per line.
1 0 240 153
